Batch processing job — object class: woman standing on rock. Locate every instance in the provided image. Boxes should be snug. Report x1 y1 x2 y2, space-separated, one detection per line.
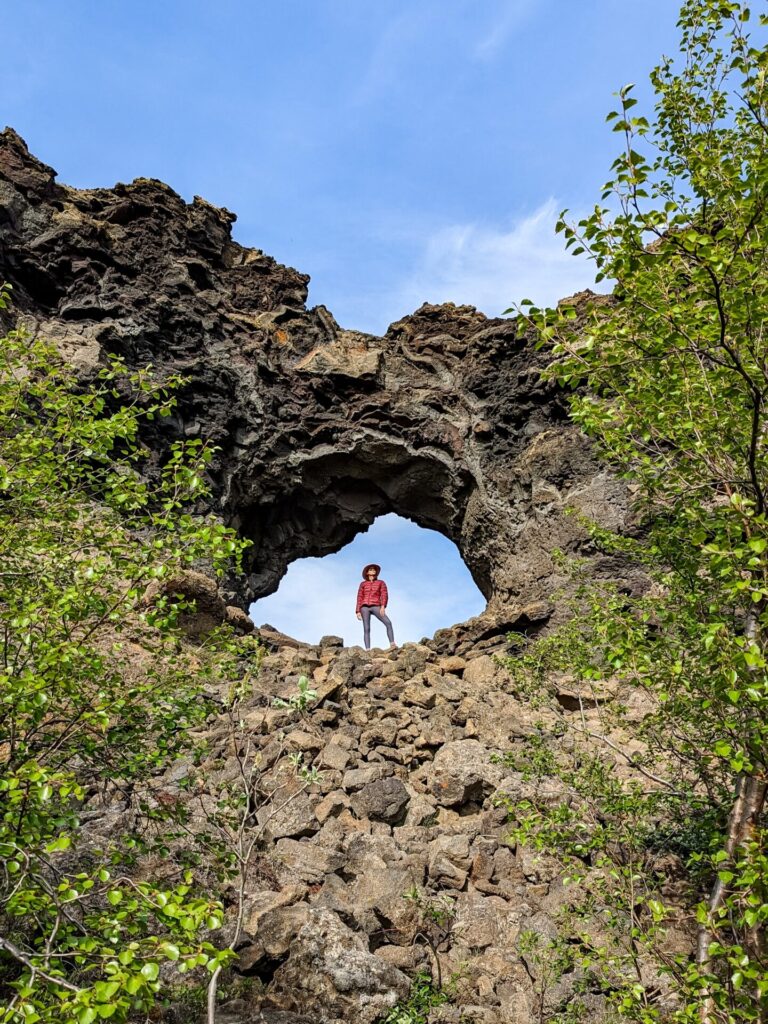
356 564 396 650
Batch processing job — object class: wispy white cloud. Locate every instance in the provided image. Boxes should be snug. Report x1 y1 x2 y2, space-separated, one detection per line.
350 0 538 107
350 7 439 107
390 199 599 321
473 0 538 59
251 559 362 646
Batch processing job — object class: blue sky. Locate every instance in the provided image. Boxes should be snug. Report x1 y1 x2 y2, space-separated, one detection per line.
3 1 682 641
252 514 486 647
4 1 679 332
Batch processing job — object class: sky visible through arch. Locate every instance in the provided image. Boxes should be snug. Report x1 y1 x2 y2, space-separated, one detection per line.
250 514 487 647
3 1 682 633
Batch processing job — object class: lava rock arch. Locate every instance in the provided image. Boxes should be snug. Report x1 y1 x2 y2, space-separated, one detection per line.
0 128 633 625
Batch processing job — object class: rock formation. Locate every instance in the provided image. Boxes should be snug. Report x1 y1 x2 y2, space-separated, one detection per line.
0 130 663 1023
0 127 635 632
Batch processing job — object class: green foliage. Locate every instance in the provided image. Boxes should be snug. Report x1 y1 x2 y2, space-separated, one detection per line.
165 973 261 1019
0 296 250 1023
517 928 592 1024
272 674 317 712
508 3 768 1022
377 970 450 1024
399 887 456 996
402 887 456 931
286 752 323 786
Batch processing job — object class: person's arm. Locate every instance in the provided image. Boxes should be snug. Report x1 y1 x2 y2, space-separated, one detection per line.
379 580 388 609
356 582 365 615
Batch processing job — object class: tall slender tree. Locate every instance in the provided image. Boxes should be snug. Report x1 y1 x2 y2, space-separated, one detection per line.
511 3 768 1021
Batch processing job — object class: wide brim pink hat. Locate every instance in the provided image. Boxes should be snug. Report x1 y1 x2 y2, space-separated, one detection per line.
361 563 381 580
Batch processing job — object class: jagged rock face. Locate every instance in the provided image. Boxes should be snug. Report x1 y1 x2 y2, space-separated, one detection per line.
0 128 631 621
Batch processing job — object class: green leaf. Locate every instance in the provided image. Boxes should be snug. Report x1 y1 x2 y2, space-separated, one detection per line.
124 975 143 995
93 981 120 1001
140 962 159 982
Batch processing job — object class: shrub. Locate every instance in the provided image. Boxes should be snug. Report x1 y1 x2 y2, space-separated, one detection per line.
0 291 250 1024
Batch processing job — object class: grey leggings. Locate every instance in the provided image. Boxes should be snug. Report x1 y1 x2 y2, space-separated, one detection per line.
360 605 395 649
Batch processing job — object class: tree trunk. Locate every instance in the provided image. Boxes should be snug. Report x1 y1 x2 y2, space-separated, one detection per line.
697 771 767 1024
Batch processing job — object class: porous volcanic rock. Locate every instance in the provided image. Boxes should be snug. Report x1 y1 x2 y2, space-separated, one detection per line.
0 128 638 628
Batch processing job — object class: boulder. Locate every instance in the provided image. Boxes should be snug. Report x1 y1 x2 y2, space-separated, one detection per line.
142 570 226 637
462 655 501 692
243 886 306 939
438 655 467 674
342 764 392 792
225 604 256 634
319 635 345 649
428 833 472 889
314 790 350 824
256 793 319 841
238 903 311 969
452 892 519 950
350 777 410 824
429 739 504 808
269 909 409 1024
273 839 345 883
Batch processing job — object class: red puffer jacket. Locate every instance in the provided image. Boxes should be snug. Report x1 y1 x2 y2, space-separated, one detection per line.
356 579 388 613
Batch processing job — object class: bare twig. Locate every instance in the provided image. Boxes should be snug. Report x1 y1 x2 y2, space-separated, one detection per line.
0 935 83 994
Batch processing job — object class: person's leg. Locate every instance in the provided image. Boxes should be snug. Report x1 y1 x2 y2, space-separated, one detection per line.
360 606 372 649
370 606 395 645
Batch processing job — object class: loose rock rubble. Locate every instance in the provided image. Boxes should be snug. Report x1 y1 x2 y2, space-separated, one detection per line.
145 621 630 1024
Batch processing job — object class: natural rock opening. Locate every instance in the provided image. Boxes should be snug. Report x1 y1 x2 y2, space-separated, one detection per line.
0 128 635 630
237 437 481 602
250 513 487 646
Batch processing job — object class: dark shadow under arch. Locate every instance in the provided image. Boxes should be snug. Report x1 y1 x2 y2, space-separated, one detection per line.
237 440 488 604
